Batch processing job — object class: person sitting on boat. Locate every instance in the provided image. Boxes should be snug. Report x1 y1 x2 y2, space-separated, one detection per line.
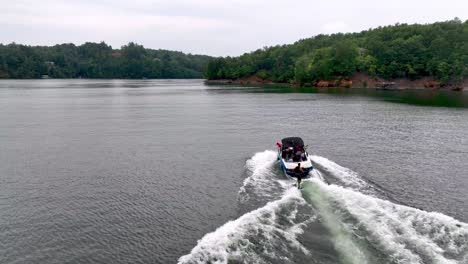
294 150 302 162
282 150 287 159
286 147 294 161
293 163 304 187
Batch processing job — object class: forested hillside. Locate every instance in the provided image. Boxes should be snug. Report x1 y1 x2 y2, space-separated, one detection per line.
0 42 211 79
206 19 468 86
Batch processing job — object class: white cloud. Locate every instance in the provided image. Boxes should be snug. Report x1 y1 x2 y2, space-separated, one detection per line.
1 0 467 56
321 22 351 34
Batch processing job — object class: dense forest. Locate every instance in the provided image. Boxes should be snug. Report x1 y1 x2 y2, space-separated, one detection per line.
0 42 211 79
2 19 466 83
206 19 468 86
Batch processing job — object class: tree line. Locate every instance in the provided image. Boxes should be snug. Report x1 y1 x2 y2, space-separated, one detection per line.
0 42 212 79
206 19 468 86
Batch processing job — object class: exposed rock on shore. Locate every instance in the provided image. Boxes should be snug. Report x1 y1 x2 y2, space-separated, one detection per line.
206 73 467 91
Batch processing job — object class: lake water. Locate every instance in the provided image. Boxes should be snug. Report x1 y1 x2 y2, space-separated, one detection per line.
1 79 467 264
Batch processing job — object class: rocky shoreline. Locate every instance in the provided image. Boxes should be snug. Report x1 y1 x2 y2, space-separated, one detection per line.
205 74 467 91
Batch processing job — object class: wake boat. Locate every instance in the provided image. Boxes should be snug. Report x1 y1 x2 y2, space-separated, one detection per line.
276 137 313 177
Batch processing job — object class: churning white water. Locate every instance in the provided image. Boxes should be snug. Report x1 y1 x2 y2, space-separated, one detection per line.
180 150 468 264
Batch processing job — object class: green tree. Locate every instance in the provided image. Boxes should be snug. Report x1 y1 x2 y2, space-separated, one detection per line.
206 18 468 86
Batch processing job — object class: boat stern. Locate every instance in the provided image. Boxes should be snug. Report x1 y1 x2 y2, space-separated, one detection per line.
279 157 313 178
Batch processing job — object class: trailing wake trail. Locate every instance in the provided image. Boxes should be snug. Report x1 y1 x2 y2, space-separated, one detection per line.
179 151 468 264
303 179 468 264
179 151 316 264
304 155 468 264
301 181 374 264
177 189 314 264
238 150 286 206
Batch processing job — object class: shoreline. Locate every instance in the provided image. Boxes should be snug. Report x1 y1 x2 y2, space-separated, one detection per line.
0 77 465 91
205 75 468 91
0 77 204 80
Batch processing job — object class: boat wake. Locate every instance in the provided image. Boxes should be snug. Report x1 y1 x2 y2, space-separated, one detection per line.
304 180 468 264
179 150 468 264
309 155 381 195
178 189 315 264
237 150 287 205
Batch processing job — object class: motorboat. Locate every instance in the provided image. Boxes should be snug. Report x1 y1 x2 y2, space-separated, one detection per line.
276 137 313 177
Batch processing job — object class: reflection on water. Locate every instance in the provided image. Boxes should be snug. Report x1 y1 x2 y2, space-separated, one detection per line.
207 84 468 108
2 79 466 108
0 79 204 89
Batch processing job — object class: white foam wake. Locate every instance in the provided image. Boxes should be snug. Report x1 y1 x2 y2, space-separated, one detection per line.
310 155 369 190
178 189 315 264
238 150 288 203
181 152 468 264
309 179 468 264
302 180 373 264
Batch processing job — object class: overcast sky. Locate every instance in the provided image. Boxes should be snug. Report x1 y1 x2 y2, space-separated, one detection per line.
1 0 467 56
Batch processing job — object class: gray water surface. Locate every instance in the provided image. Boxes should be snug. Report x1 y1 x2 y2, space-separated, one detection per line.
1 79 467 264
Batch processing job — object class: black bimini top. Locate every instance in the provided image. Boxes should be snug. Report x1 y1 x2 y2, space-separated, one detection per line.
281 137 304 149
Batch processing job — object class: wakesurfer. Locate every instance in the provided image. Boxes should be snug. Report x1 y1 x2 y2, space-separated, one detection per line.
293 163 304 189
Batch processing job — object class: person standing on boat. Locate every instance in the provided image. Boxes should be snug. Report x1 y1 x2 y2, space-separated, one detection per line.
293 163 304 188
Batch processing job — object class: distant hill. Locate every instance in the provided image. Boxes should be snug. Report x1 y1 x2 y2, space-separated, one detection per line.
206 19 468 87
0 42 212 79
